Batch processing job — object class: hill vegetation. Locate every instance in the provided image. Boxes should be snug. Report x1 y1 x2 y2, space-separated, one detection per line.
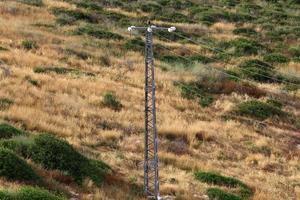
0 0 299 199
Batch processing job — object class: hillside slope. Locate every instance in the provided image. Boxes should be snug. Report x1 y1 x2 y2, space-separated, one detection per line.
0 0 299 199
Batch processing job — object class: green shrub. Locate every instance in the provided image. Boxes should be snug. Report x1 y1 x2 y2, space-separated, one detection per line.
195 171 245 188
0 136 33 158
153 12 192 23
237 100 287 120
288 46 300 60
102 92 123 111
30 134 87 183
0 124 26 139
207 188 242 200
229 38 265 56
161 54 212 66
34 67 73 74
233 27 258 36
0 187 65 200
266 99 283 109
140 3 162 13
30 134 110 184
21 40 37 50
0 46 8 51
33 67 95 77
16 186 65 200
18 0 43 7
250 145 272 157
0 148 40 183
64 49 91 60
195 171 253 199
73 25 123 40
51 8 97 24
238 59 275 82
124 37 144 52
0 98 14 110
199 95 214 107
75 1 103 11
263 53 289 63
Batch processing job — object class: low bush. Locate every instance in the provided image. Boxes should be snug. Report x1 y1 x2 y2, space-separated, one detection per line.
266 98 283 109
140 2 162 13
238 59 275 82
195 171 245 188
0 98 14 110
207 188 242 200
0 46 8 51
0 148 40 183
51 7 98 24
161 54 212 66
21 40 37 50
0 136 33 158
233 27 258 36
102 92 123 111
0 187 65 200
30 134 110 185
73 25 123 40
75 1 103 11
228 38 265 56
124 37 144 52
0 123 26 139
196 9 253 25
263 53 289 63
237 100 287 120
64 49 91 60
153 12 192 23
34 67 73 74
33 67 95 77
288 46 300 60
18 0 43 7
195 171 253 199
250 145 272 157
16 187 65 200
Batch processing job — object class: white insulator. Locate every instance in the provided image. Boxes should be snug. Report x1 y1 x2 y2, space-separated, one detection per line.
128 27 132 31
147 27 152 32
168 27 176 32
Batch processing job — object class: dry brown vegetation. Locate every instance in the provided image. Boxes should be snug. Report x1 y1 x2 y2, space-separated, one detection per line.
0 0 299 200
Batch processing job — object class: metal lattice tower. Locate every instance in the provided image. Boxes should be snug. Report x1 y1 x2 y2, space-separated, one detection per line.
128 24 176 200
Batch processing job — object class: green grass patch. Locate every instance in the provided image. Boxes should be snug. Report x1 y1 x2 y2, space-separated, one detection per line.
102 92 123 111
0 148 41 184
124 37 144 52
195 171 253 199
73 25 123 40
0 46 8 51
195 171 245 188
18 0 43 7
51 7 98 25
263 53 289 64
237 100 287 120
233 27 258 36
0 136 33 158
33 67 95 77
0 123 26 139
221 38 266 56
0 186 65 200
0 98 14 110
30 133 110 185
21 40 38 50
207 188 242 200
238 59 275 82
64 48 91 60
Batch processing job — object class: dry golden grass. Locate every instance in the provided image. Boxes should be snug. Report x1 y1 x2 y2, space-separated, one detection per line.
0 1 299 200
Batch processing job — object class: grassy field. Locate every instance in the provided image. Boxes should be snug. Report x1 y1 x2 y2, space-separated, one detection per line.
0 0 299 199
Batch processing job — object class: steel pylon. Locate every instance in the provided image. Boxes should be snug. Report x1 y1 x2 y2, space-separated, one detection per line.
128 24 176 200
